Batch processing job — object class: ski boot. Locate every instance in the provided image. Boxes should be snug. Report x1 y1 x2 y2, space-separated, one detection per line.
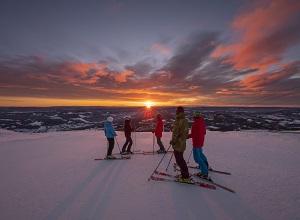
126 150 133 154
196 173 212 182
121 151 129 155
106 155 116 160
177 177 193 183
157 149 167 154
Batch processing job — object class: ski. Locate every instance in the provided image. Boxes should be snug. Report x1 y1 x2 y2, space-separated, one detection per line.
191 173 235 193
174 163 231 175
172 165 235 193
154 170 216 189
208 168 231 175
112 150 142 156
143 151 173 155
94 156 131 160
150 175 216 190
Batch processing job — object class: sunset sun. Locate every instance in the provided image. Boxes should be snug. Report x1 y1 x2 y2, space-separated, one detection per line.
144 101 154 109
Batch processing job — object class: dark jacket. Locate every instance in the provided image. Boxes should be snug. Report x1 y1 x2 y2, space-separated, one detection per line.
124 120 132 138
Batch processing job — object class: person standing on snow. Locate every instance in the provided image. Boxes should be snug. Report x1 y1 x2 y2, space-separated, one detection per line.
121 116 133 154
170 106 190 182
188 111 210 179
104 116 117 159
152 114 166 154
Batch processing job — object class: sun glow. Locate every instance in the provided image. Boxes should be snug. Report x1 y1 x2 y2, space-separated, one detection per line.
144 101 154 109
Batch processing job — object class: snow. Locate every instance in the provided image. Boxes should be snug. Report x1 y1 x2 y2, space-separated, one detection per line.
72 118 91 123
49 115 64 120
264 115 286 120
0 130 300 220
291 119 300 124
29 121 43 126
0 118 14 121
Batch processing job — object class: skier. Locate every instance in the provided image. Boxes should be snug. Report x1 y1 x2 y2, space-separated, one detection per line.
188 111 210 179
121 116 133 154
170 106 190 183
152 114 166 154
104 116 117 159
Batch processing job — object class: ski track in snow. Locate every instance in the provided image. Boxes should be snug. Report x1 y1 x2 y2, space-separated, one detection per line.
0 130 299 220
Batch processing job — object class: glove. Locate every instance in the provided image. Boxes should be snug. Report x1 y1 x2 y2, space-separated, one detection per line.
169 140 175 146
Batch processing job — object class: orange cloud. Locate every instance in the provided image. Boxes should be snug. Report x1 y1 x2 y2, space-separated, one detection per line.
61 62 108 85
47 61 135 85
114 69 134 83
212 0 300 70
240 62 298 89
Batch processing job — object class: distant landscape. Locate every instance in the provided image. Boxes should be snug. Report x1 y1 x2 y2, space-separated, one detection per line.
1 106 299 133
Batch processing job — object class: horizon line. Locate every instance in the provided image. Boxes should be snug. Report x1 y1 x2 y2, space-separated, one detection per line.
0 105 299 108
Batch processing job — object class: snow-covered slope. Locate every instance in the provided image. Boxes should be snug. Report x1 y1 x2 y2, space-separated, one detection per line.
0 130 299 220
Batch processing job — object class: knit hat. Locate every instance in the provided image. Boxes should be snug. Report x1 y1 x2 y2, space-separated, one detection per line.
176 106 184 114
124 116 131 120
107 116 114 122
193 111 201 118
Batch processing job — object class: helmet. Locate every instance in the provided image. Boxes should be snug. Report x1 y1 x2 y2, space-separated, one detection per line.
107 116 114 122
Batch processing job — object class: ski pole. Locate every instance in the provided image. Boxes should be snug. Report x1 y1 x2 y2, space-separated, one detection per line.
165 152 174 171
148 144 172 181
134 121 137 152
152 132 155 154
187 148 193 164
106 139 109 157
115 136 122 154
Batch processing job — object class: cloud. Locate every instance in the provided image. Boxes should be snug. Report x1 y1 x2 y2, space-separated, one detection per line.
151 43 172 56
162 32 219 80
114 69 134 83
212 0 300 70
1 24 300 107
240 61 300 89
0 55 196 104
125 61 154 76
212 61 300 106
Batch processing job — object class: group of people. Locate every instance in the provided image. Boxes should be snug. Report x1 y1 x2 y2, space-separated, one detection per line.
103 116 133 157
103 106 209 182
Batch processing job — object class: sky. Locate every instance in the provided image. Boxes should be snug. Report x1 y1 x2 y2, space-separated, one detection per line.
0 0 300 107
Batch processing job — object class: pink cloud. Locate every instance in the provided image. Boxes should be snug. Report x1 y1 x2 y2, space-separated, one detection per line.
151 43 172 56
240 61 299 89
212 0 300 70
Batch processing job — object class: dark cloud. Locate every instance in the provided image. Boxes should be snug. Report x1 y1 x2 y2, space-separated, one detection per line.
162 32 219 80
125 61 154 76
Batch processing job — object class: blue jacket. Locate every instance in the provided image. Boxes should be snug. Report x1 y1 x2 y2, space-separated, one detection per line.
104 121 117 138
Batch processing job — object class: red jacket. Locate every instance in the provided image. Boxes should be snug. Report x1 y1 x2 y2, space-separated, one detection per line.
154 118 163 138
188 117 206 147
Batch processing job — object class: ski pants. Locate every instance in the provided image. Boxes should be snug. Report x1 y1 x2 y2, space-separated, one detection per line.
174 150 189 178
193 148 208 175
107 138 114 156
156 137 165 151
122 136 133 152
